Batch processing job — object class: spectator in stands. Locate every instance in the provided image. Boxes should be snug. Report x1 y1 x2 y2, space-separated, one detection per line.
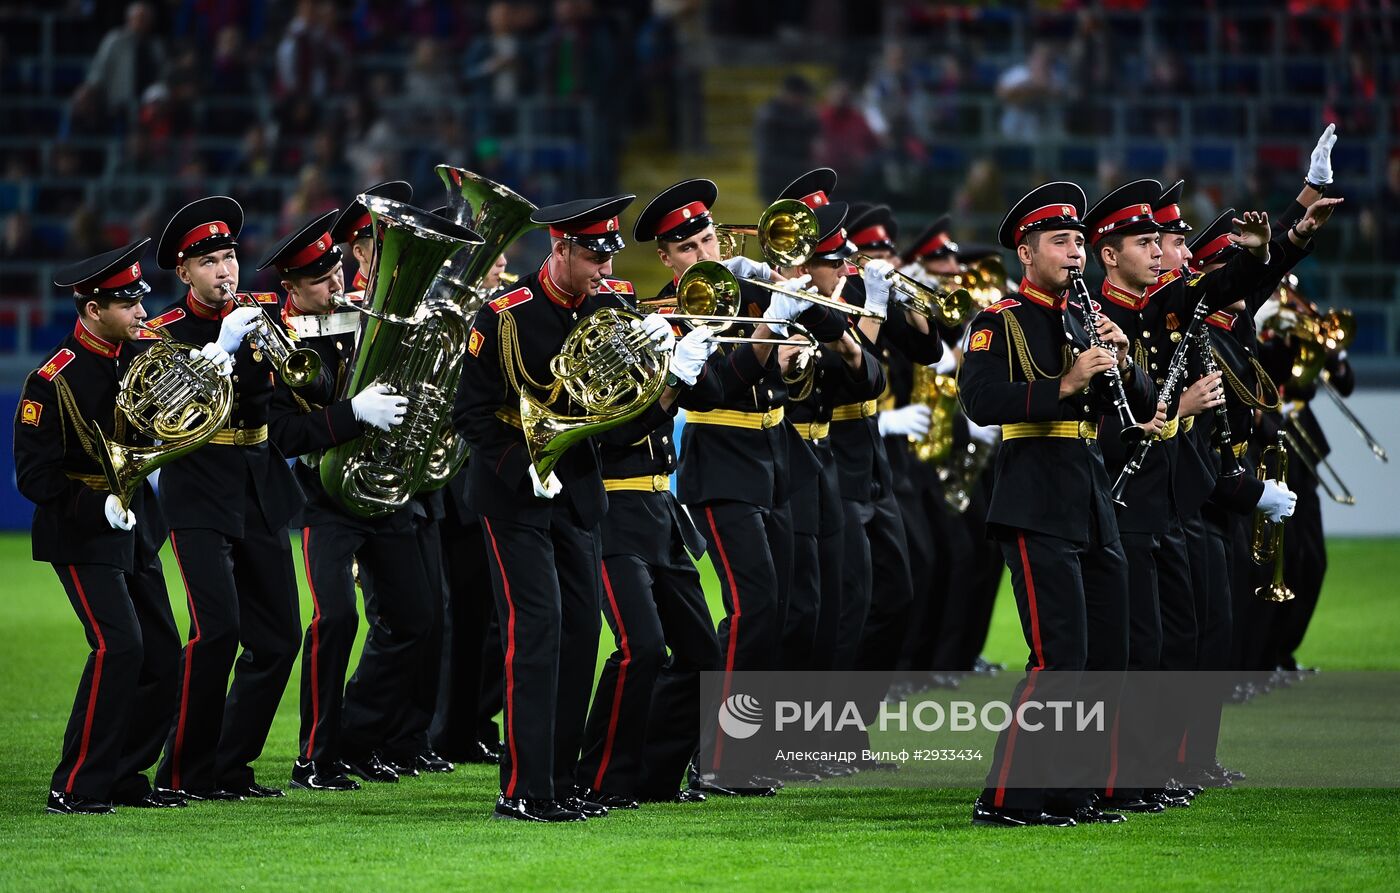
405 37 457 104
275 0 349 99
755 73 820 200
280 164 338 230
995 41 1067 141
464 1 533 105
816 80 881 190
84 1 166 115
642 0 712 151
208 25 263 101
951 157 1002 240
66 204 108 260
38 147 87 218
345 81 402 188
2 210 58 263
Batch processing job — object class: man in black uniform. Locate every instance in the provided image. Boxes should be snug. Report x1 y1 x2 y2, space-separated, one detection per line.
147 196 305 801
960 182 1156 827
454 195 682 822
15 240 228 813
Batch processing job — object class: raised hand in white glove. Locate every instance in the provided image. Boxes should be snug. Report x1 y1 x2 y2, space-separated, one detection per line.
529 464 562 499
103 494 136 531
634 313 676 353
722 255 774 282
351 383 409 431
191 342 233 377
1308 123 1337 186
860 258 894 316
668 327 715 386
877 403 933 438
763 291 812 337
1257 479 1297 522
216 305 264 354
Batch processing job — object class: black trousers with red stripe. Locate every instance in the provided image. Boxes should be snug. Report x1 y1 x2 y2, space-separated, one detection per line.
480 512 602 800
297 521 435 764
156 520 300 792
431 512 502 760
788 451 844 671
577 549 720 798
51 562 181 801
980 528 1129 812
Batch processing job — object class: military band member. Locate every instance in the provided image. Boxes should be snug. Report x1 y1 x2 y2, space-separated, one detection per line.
15 241 229 813
453 194 681 822
146 196 305 801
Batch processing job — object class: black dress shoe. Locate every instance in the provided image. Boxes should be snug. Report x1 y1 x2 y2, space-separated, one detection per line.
1098 797 1166 814
235 782 285 798
1182 767 1232 788
639 788 707 804
1148 790 1192 808
465 740 503 764
971 799 1076 827
1214 762 1246 781
1070 806 1126 824
562 793 609 818
382 757 420 778
340 753 399 783
770 763 824 783
183 787 245 802
1160 784 1196 801
576 786 639 809
290 759 360 792
687 776 780 797
46 790 115 815
115 788 188 808
814 762 859 778
491 794 587 822
415 751 455 774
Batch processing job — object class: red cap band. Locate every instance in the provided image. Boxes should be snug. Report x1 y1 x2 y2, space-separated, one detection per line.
656 201 710 236
815 228 847 254
1015 204 1079 242
1090 202 1155 244
550 216 621 238
1154 203 1182 226
346 212 372 242
798 190 828 209
178 220 232 255
851 224 891 247
85 261 142 293
283 232 334 271
1195 233 1235 263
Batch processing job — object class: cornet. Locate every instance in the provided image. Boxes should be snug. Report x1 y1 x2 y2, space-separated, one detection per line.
1251 431 1295 602
853 253 972 327
221 283 321 387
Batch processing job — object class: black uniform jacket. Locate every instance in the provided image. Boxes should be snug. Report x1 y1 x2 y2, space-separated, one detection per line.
14 322 169 571
146 290 304 536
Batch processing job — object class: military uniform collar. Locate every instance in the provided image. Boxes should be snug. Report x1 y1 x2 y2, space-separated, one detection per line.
1100 277 1148 311
1018 276 1066 310
1207 310 1237 331
539 260 585 308
73 319 121 358
351 269 368 292
186 288 232 320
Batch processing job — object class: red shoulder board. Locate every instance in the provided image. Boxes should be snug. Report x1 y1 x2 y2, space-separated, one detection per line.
146 307 186 328
37 348 76 381
1206 310 1236 330
843 262 860 277
246 292 279 304
602 278 634 295
983 298 1020 315
488 286 532 313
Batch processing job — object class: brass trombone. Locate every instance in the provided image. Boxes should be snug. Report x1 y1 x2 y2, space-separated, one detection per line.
1319 372 1388 462
1281 413 1356 506
715 199 821 269
1251 431 1295 602
853 253 973 327
642 260 816 346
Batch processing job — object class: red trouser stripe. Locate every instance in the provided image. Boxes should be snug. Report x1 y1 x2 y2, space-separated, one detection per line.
300 528 323 759
482 518 520 798
167 531 202 792
994 532 1046 808
1105 705 1121 797
63 566 107 793
1177 730 1189 764
704 506 742 771
591 560 631 791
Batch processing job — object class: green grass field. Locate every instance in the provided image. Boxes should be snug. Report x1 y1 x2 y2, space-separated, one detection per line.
1 533 1397 891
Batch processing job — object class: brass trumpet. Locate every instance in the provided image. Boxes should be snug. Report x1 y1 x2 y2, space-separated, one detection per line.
716 199 821 268
1251 431 1295 602
221 283 321 387
853 254 972 327
645 260 816 346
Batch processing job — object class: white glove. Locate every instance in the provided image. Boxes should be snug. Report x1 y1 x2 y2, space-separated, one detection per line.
191 342 233 377
634 313 676 353
1256 479 1297 522
669 327 715 386
351 383 409 431
763 291 812 337
967 420 1001 446
877 403 932 438
932 348 957 375
861 258 894 315
1307 123 1337 185
529 464 562 499
721 255 774 282
216 305 264 354
103 493 136 531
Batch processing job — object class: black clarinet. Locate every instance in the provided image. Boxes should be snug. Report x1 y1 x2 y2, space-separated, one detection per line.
1066 268 1139 444
1110 298 1210 504
1198 322 1244 480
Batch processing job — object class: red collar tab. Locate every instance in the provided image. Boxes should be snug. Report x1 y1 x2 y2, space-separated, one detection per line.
352 269 368 291
798 190 829 209
78 260 143 295
282 292 315 320
913 231 955 258
539 260 584 308
1154 203 1182 226
1145 267 1182 297
1195 233 1236 265
1091 202 1155 245
186 289 232 320
549 216 620 239
178 220 232 257
345 212 372 244
851 224 891 248
1016 204 1080 243
815 227 848 254
657 201 711 235
601 278 634 295
1207 310 1236 330
1018 277 1066 310
282 231 334 272
1101 278 1148 311
73 320 120 357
